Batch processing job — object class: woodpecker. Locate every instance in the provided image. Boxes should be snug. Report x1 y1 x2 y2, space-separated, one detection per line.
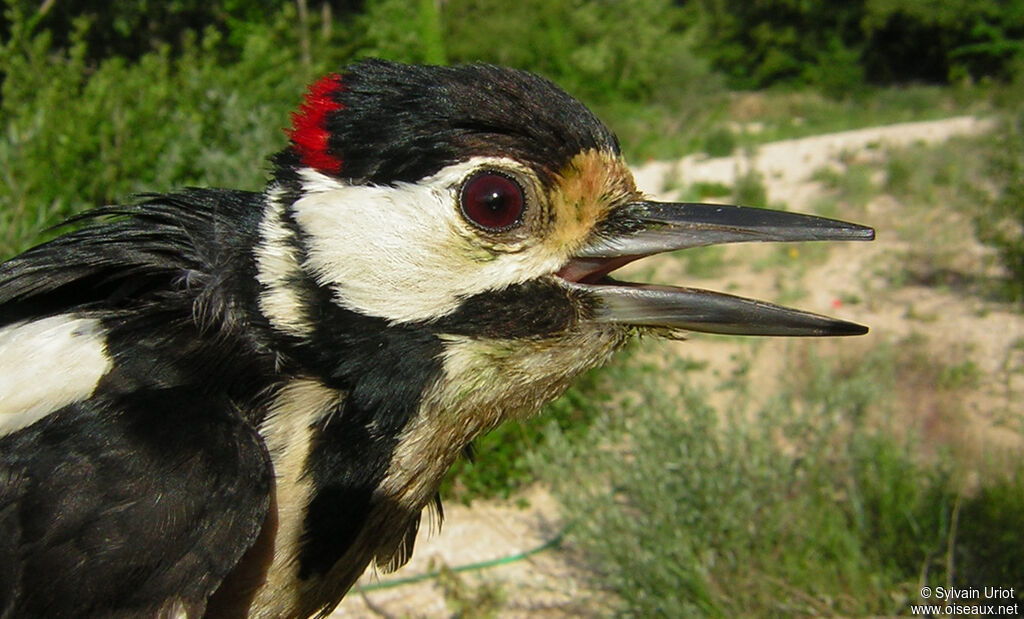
0 59 873 618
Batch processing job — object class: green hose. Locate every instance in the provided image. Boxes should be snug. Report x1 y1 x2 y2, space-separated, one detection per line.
353 528 568 593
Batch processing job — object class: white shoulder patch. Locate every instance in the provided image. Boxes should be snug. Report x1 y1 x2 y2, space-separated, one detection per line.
0 315 111 436
255 188 313 337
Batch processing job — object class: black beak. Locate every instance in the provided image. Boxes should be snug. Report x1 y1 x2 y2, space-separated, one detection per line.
558 201 875 337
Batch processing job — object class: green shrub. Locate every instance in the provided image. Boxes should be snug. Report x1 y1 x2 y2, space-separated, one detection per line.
974 109 1024 300
733 166 767 206
955 470 1024 588
443 0 708 106
441 0 723 162
355 0 447 65
702 127 736 157
697 0 1024 90
0 0 289 62
813 162 878 210
533 342 1020 615
0 3 330 256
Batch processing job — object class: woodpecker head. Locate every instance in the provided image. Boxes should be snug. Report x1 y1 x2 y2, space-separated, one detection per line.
260 57 870 367
252 59 873 558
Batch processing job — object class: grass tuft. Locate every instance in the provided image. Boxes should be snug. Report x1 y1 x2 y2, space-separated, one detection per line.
531 340 1021 615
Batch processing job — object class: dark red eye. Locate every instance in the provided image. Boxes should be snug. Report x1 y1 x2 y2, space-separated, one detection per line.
460 172 525 231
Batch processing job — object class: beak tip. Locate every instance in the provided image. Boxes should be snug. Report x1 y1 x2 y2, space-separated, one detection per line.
856 226 876 241
830 320 870 336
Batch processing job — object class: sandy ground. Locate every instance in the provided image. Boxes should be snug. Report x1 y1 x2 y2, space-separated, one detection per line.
333 116 1018 617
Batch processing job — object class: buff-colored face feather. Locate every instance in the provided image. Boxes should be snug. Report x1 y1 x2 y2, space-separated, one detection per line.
545 149 640 255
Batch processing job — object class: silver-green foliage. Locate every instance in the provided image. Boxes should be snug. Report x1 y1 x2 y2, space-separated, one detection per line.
533 343 1020 615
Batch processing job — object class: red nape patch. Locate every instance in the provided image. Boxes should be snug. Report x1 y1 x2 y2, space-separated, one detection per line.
287 73 345 174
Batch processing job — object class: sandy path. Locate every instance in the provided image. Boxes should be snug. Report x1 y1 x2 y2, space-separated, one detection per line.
333 115 1003 617
631 115 993 206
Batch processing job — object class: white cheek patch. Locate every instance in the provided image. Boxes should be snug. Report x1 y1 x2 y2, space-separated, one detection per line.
0 315 112 436
290 162 566 324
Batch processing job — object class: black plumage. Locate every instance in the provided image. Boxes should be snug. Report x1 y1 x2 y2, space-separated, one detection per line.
0 190 281 616
275 58 620 187
1 389 271 617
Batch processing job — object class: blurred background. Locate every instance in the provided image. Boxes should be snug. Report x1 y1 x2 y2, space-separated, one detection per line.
1 1 1021 615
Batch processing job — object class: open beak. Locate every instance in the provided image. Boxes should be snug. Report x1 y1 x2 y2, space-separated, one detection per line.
557 201 875 336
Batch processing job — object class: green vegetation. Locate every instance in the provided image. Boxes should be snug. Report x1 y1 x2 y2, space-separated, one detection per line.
813 162 879 211
689 181 732 199
811 118 1024 300
701 127 737 158
975 108 1024 301
533 339 1023 615
697 0 1024 91
435 563 506 618
732 166 768 206
722 85 995 155
0 3 334 254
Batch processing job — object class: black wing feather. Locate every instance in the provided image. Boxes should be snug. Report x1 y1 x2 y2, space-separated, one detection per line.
0 190 278 617
0 189 263 328
0 391 272 617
